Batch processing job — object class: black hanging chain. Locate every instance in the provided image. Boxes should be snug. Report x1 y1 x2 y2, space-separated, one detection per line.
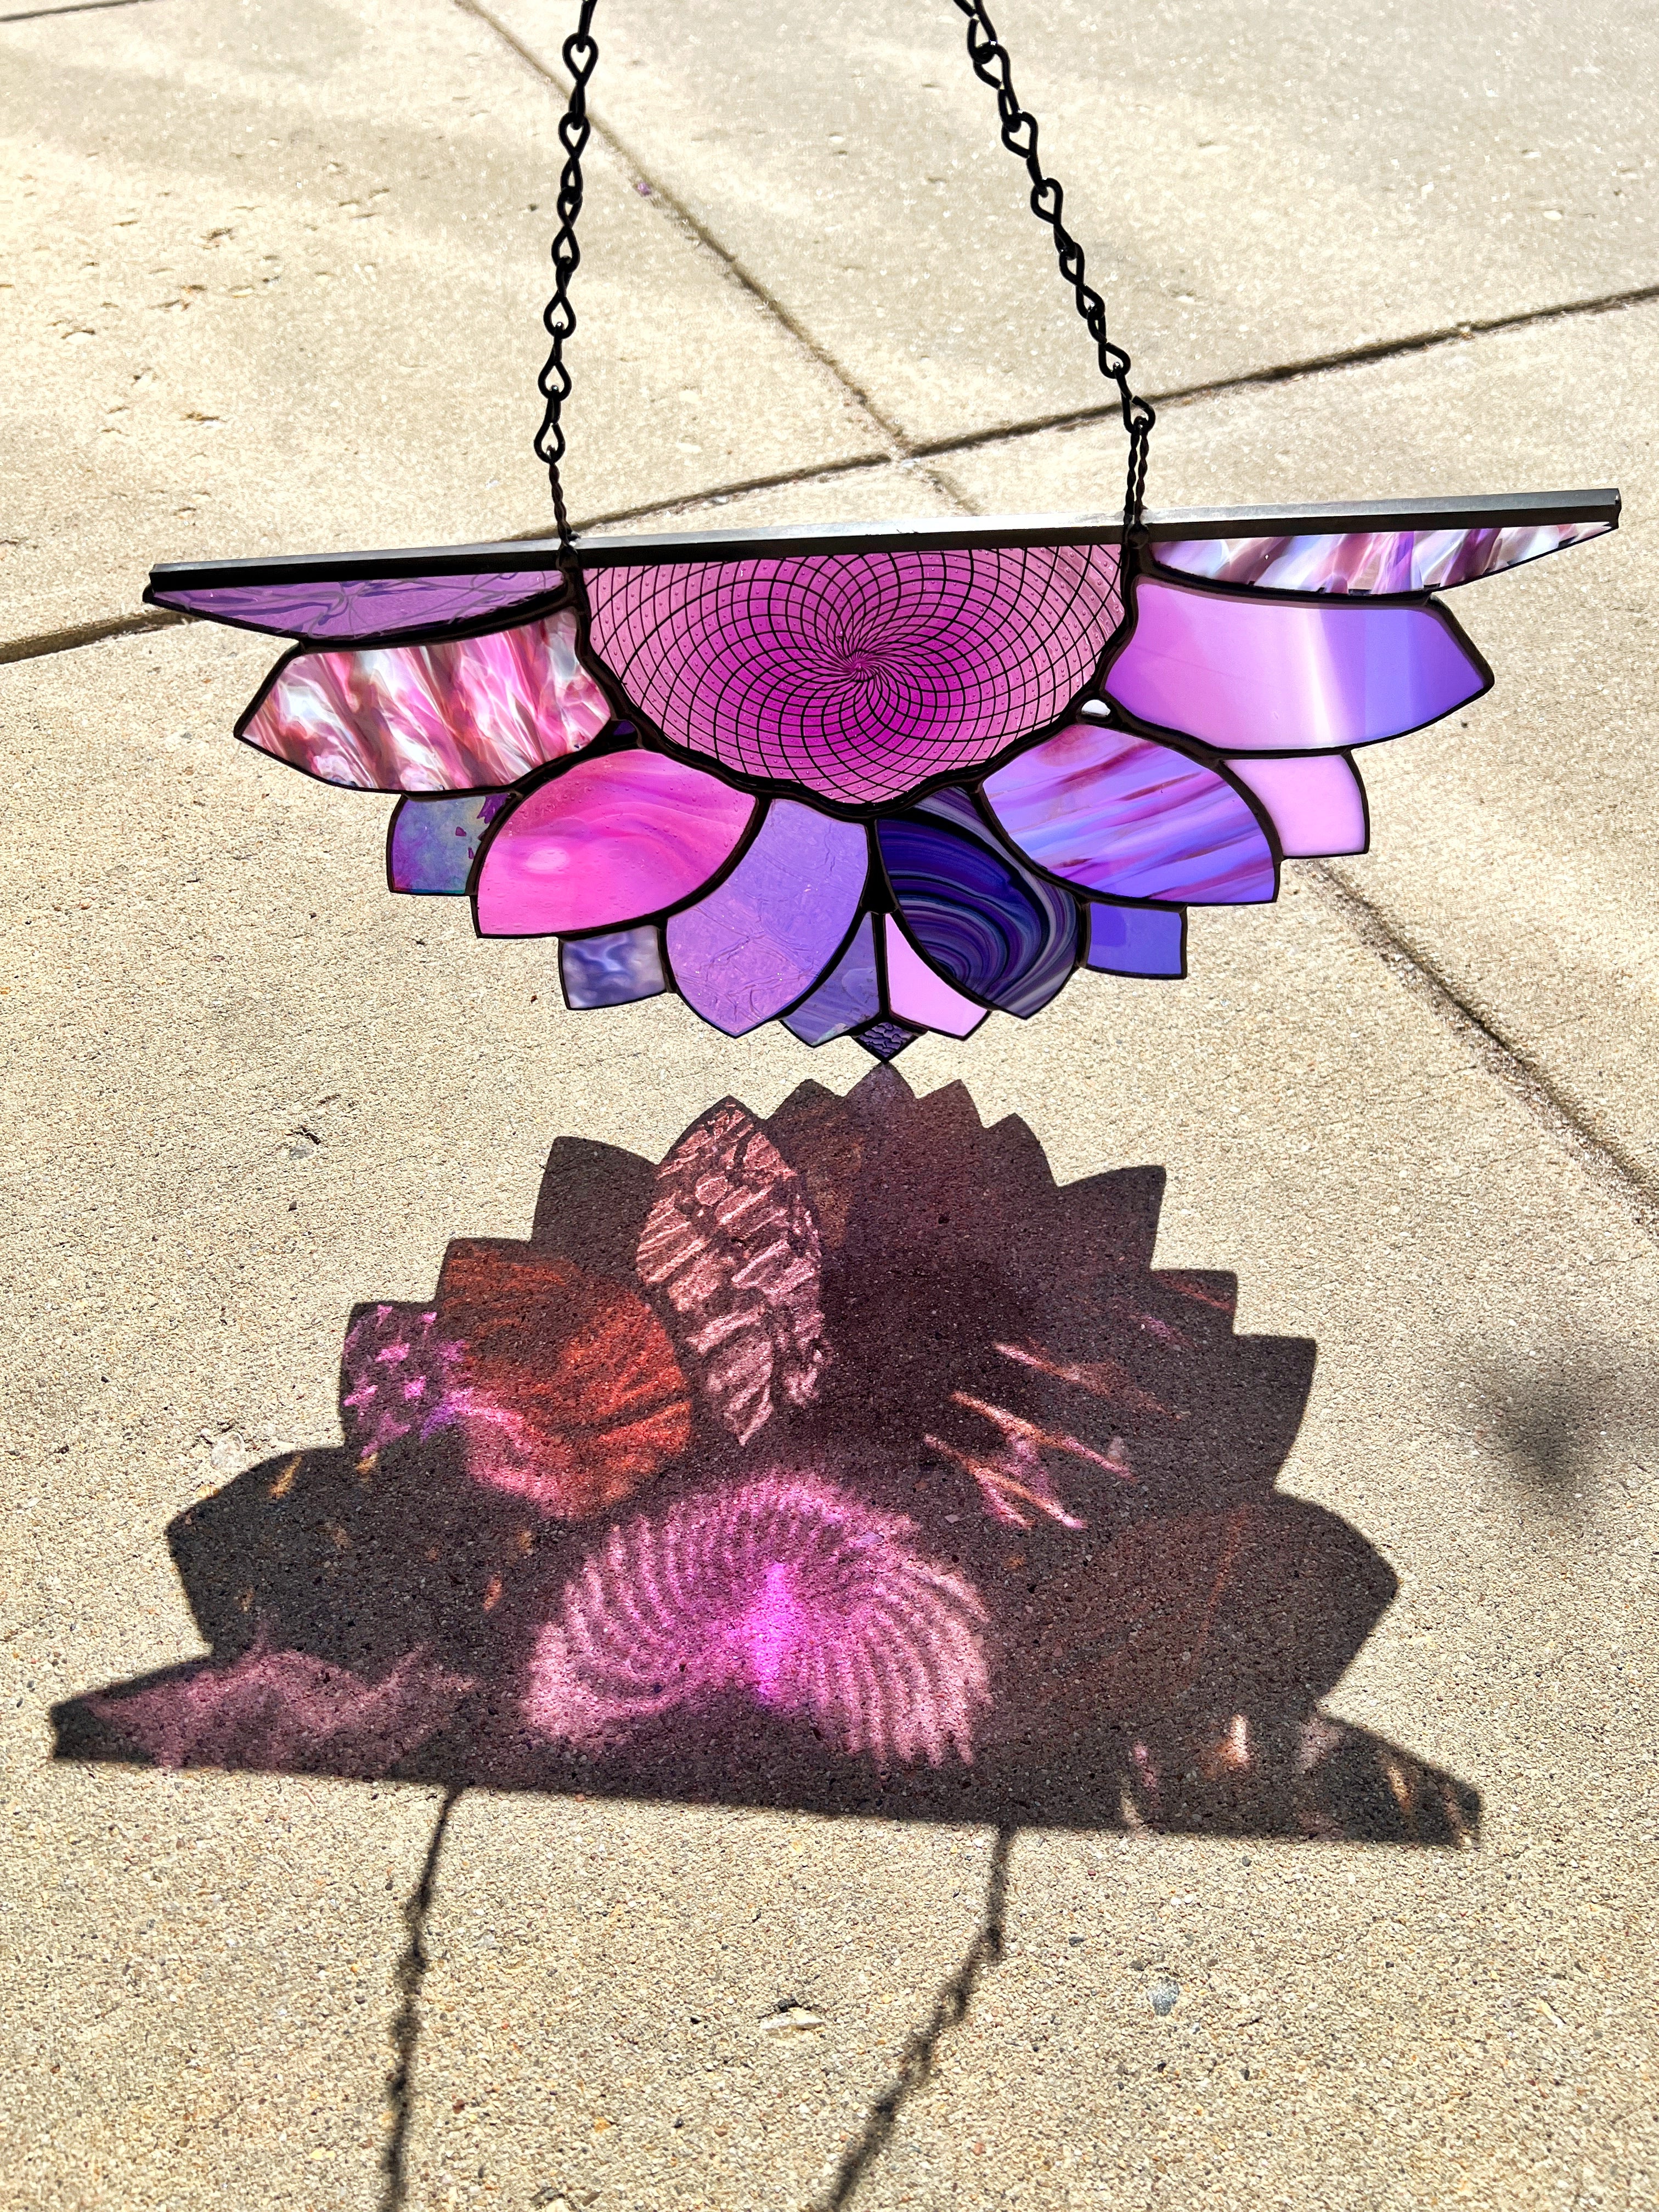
533 0 601 554
949 0 1155 536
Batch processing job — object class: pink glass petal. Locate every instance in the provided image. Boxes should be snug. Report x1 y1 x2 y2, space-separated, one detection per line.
1151 520 1611 595
1224 754 1368 857
883 918 989 1037
475 752 754 936
584 548 1124 806
241 610 613 791
666 802 869 1036
1105 575 1487 752
983 723 1276 905
148 570 567 642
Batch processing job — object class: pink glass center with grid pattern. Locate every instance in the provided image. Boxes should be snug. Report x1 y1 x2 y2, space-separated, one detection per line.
584 548 1124 806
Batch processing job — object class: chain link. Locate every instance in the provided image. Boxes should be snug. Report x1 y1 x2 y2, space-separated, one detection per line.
533 0 601 552
949 0 1155 533
534 0 1153 542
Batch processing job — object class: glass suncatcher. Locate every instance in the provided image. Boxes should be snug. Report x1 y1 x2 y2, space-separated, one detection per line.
145 1 1618 1061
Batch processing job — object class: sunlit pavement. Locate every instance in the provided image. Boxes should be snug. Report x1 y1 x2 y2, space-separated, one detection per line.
3 3 1657 2207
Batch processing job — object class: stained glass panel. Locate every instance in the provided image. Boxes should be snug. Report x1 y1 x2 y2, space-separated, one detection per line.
665 802 868 1036
983 723 1277 904
1150 519 1611 596
1105 576 1487 753
584 548 1124 806
387 792 512 894
241 611 613 792
561 927 667 1010
475 753 755 937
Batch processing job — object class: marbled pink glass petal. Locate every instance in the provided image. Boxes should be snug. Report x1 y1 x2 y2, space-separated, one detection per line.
1224 754 1368 856
584 548 1124 806
1151 520 1611 595
983 724 1276 904
665 802 869 1036
241 609 613 791
148 571 566 641
1105 576 1486 752
522 1471 991 1767
883 918 989 1037
474 752 754 936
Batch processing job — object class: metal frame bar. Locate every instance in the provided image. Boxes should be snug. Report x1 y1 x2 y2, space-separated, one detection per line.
146 487 1620 592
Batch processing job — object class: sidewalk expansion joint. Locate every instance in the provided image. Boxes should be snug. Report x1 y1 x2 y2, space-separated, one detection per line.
0 608 189 667
1311 864 1659 1245
453 0 980 518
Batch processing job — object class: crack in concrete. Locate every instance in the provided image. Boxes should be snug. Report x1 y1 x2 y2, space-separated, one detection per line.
0 0 166 21
0 607 188 667
1310 864 1659 1244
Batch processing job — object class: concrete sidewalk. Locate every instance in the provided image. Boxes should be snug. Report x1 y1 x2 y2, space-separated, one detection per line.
2 3 1656 2209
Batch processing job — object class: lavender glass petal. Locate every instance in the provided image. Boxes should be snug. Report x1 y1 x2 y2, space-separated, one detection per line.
1151 520 1610 596
1085 904 1186 977
782 913 881 1045
561 927 667 1009
388 792 512 893
1223 754 1367 857
984 724 1276 905
1106 577 1486 752
666 802 869 1036
583 548 1124 806
475 752 754 936
243 610 613 791
883 919 988 1037
150 571 567 641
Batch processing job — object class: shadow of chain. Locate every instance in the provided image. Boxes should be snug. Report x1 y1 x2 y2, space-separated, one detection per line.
381 1785 465 2212
820 1822 1015 2209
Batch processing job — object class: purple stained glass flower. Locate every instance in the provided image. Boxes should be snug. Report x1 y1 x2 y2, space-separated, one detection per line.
144 495 1616 1057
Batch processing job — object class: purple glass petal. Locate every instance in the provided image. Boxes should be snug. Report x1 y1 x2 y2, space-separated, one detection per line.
883 918 988 1037
782 913 881 1045
984 724 1277 905
387 792 512 893
148 571 567 642
475 752 755 937
1086 903 1186 977
584 548 1124 806
1224 754 1367 857
242 611 614 791
665 802 870 1036
1150 520 1611 596
1105 576 1487 752
561 927 667 1009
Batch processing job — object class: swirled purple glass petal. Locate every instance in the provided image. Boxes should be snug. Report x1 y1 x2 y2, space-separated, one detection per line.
1105 576 1487 752
583 548 1124 806
878 790 1078 1019
1151 520 1610 596
665 802 870 1036
148 571 567 642
983 724 1277 905
242 610 614 791
475 752 755 937
782 913 882 1046
1224 754 1368 857
387 792 512 893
